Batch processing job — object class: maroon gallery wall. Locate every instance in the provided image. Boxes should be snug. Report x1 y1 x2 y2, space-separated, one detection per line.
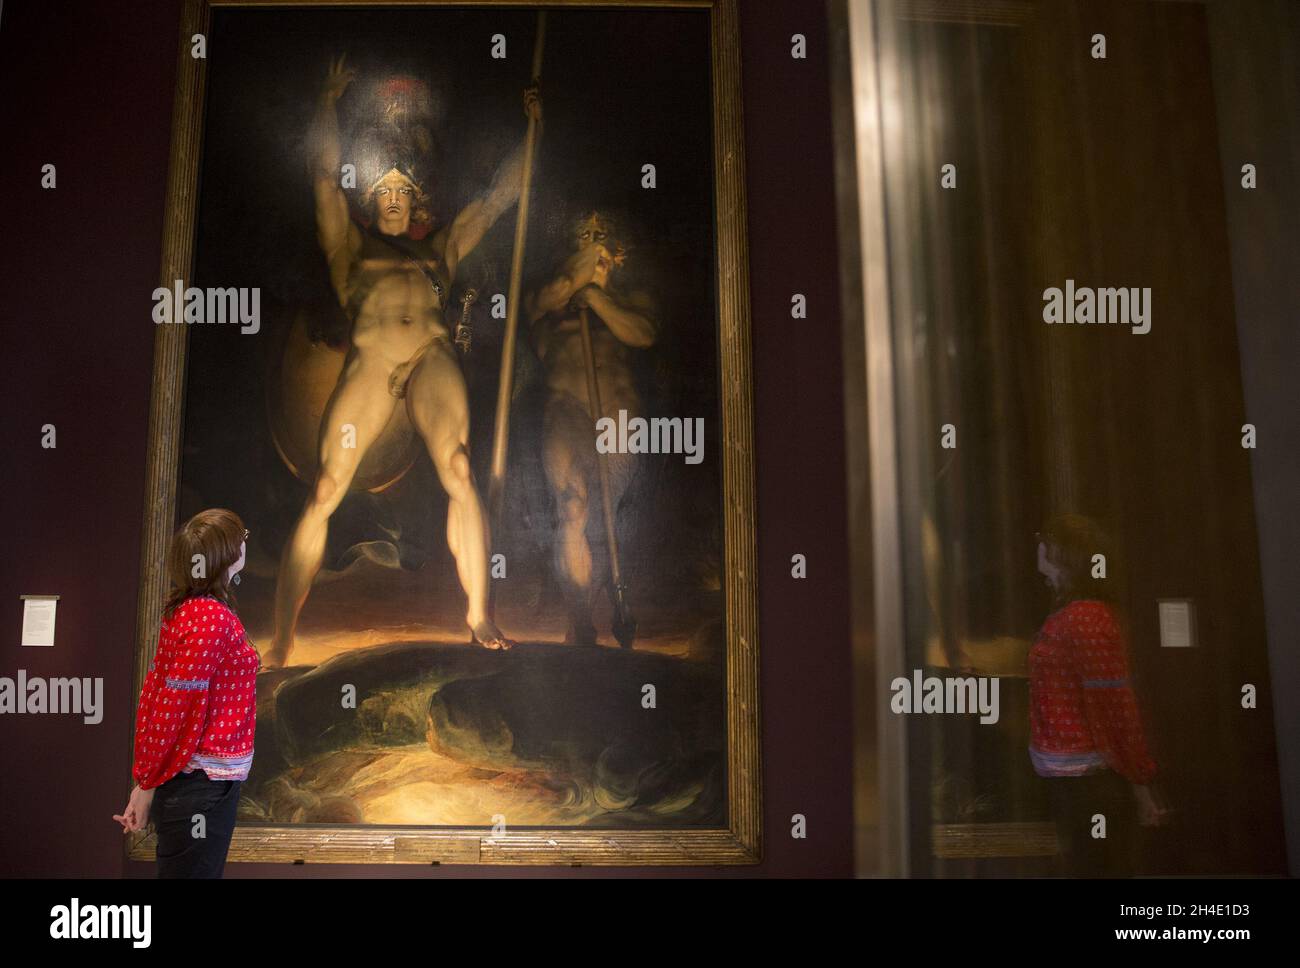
0 0 852 877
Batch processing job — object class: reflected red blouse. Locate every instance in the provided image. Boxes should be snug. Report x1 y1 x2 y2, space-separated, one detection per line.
1028 599 1157 785
132 596 258 790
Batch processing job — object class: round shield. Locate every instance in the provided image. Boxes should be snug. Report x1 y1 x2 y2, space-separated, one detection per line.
266 306 420 493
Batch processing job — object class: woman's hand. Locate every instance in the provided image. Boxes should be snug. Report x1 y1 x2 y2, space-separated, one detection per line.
322 53 356 104
1133 784 1170 827
113 784 155 834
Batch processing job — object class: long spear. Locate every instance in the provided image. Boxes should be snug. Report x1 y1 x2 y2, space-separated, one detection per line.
578 306 636 649
487 11 546 533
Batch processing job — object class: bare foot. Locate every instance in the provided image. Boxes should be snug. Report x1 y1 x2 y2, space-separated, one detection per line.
260 642 291 670
470 619 515 651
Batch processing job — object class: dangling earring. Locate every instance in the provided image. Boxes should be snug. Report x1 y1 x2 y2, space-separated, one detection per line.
232 573 242 586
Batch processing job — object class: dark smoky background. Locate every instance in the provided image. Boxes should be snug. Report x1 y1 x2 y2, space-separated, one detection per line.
180 5 723 608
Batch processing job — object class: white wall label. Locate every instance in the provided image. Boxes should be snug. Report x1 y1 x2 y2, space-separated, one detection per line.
1157 599 1196 649
21 595 59 647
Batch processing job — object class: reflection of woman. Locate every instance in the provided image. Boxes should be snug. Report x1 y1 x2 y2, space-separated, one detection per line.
113 509 259 878
1029 513 1168 876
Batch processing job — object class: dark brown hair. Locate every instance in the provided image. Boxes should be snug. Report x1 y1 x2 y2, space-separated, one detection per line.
1040 511 1119 606
161 508 245 620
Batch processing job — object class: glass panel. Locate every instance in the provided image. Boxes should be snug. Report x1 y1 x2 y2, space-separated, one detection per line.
860 0 1290 875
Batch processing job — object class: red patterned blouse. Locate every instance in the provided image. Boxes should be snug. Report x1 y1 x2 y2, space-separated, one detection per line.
1028 598 1157 785
132 596 258 790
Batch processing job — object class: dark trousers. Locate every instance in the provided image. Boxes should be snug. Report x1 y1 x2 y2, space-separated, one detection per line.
150 770 241 879
1044 769 1137 877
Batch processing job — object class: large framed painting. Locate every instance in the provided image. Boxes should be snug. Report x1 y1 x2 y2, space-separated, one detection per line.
127 0 759 866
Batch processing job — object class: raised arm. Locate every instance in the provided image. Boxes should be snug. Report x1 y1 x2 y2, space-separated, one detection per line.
310 55 362 303
444 86 543 279
527 266 580 325
577 285 657 348
527 243 657 348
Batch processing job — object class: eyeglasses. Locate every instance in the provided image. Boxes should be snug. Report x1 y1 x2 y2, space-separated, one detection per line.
242 529 250 542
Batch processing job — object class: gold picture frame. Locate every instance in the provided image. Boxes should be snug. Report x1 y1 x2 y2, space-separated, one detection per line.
127 0 759 867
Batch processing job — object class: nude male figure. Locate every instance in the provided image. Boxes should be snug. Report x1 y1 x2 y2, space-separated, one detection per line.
263 55 539 667
526 212 657 646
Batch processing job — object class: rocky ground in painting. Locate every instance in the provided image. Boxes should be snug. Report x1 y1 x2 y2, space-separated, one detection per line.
238 627 726 827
